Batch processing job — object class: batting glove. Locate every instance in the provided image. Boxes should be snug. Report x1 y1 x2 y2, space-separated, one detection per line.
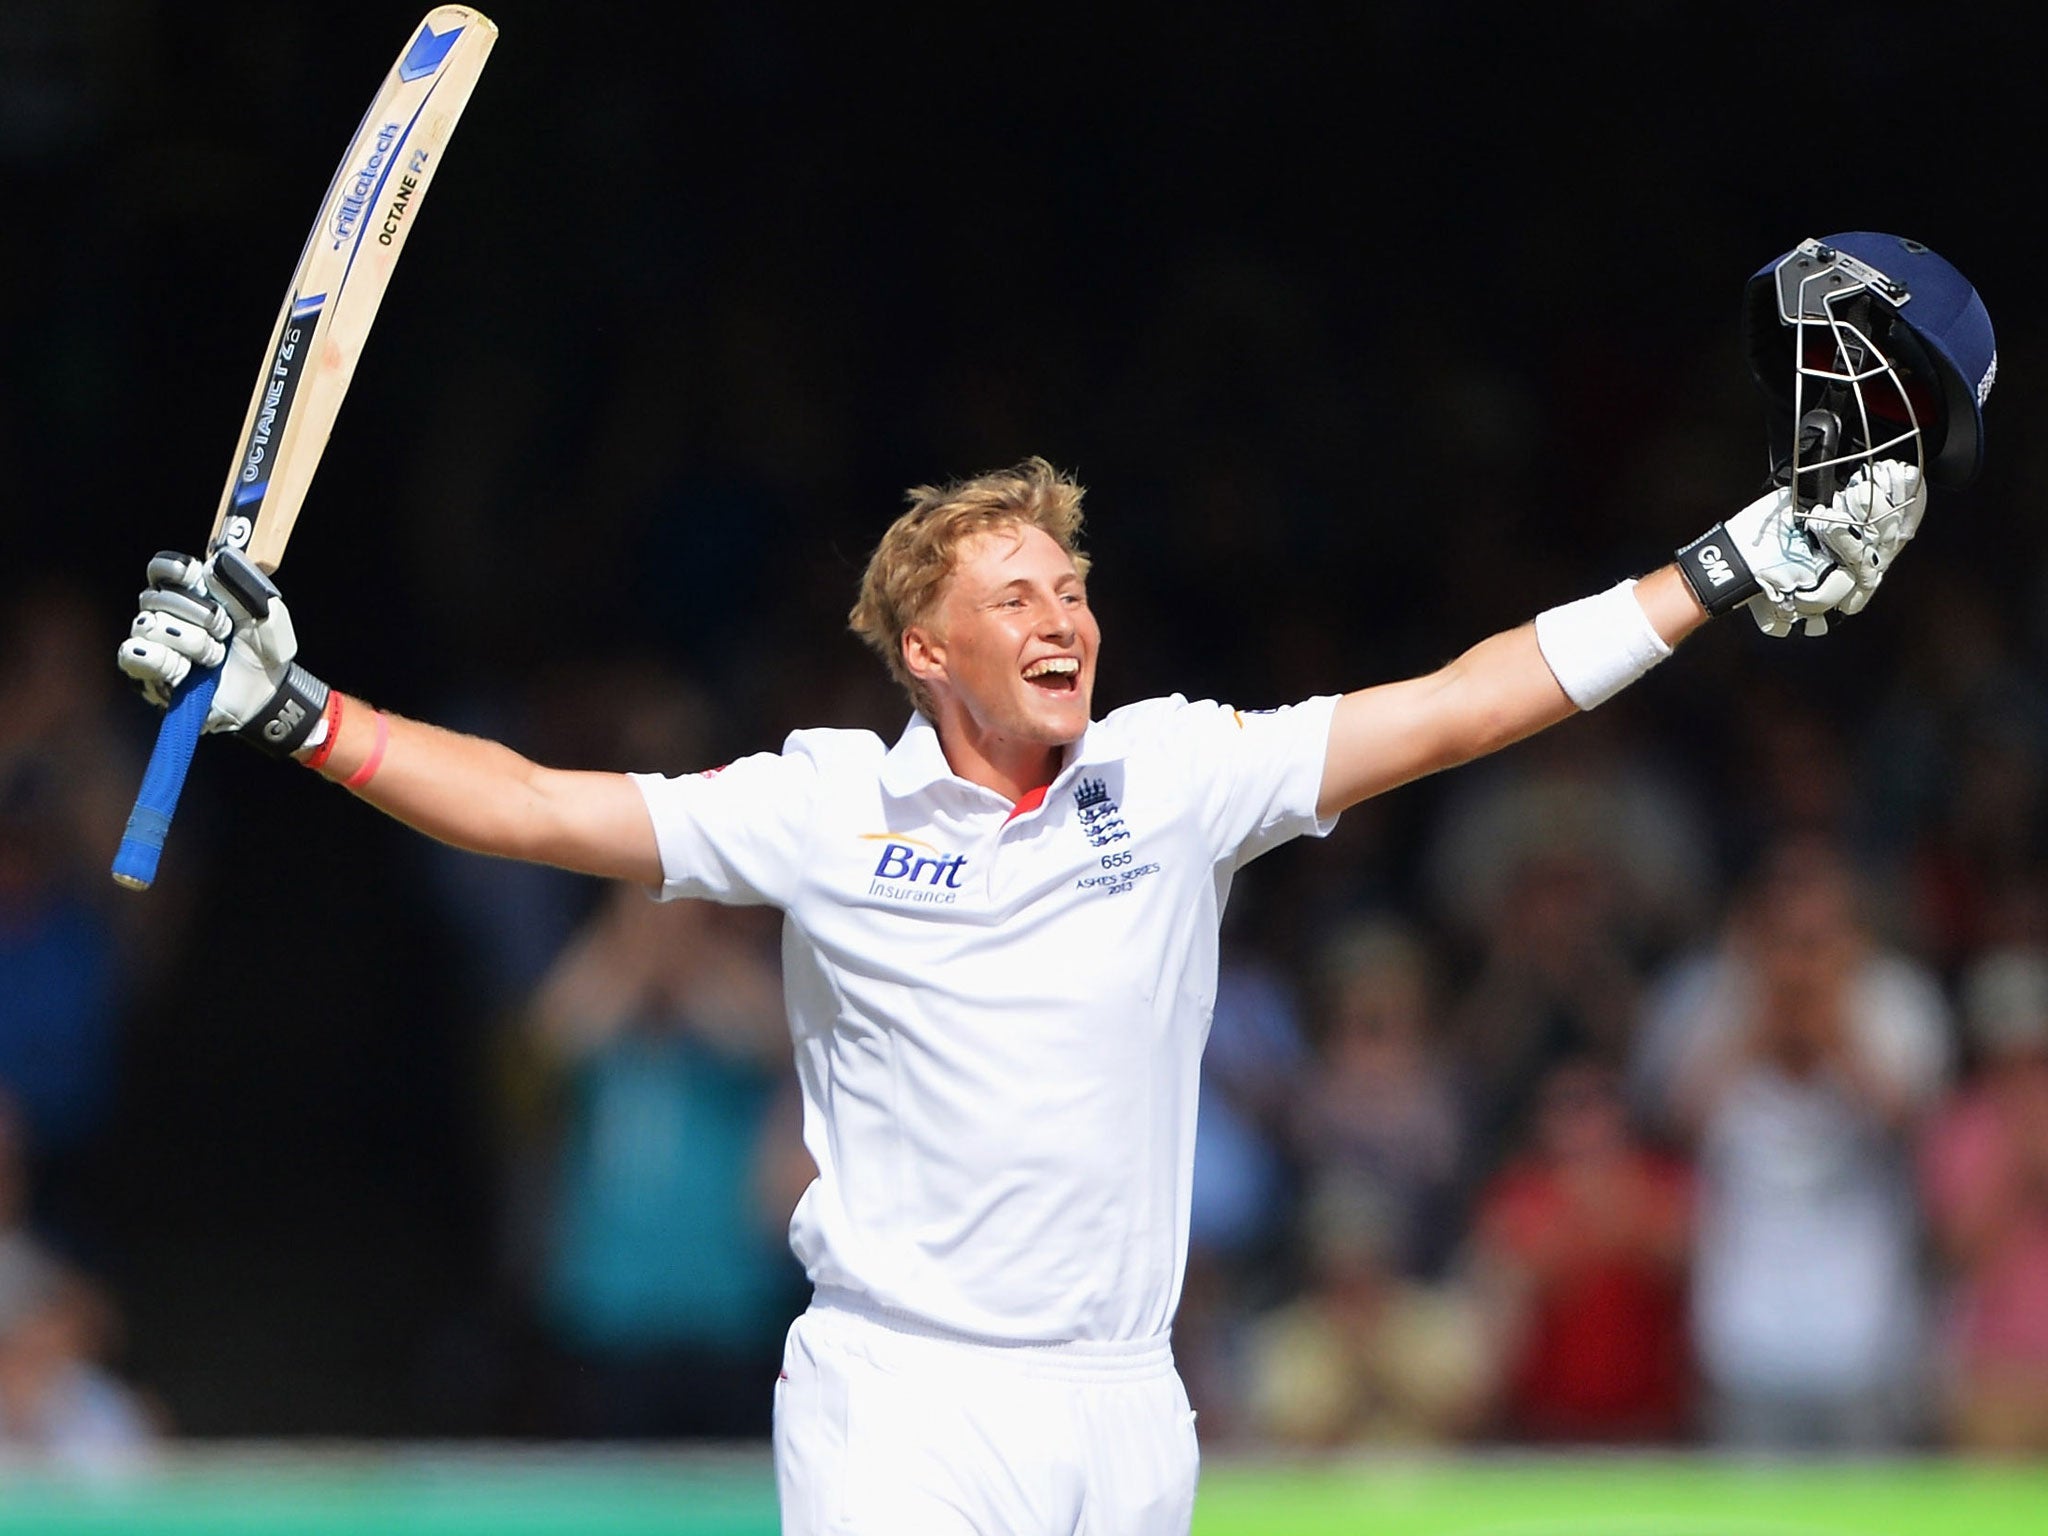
120 552 230 706
1801 459 1925 618
118 549 330 756
1677 485 1857 639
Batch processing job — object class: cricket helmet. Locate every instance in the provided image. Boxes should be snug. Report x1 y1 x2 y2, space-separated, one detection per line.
1742 232 1996 499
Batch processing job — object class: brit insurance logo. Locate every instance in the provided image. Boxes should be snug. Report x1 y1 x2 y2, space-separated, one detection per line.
860 833 967 905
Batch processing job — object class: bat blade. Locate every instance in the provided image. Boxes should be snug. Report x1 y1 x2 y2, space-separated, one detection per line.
211 6 497 573
112 6 496 891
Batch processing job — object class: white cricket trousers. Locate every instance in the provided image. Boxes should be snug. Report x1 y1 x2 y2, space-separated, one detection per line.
774 1289 1200 1535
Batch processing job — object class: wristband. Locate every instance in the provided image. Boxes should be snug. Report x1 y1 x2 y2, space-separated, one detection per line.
1674 524 1763 615
1533 578 1673 710
238 663 331 758
301 692 345 771
343 711 390 790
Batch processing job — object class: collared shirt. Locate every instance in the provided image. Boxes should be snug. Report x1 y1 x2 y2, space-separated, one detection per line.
631 692 1338 1343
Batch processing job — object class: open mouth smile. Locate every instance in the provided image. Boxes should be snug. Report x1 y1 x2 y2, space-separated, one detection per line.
1023 657 1081 693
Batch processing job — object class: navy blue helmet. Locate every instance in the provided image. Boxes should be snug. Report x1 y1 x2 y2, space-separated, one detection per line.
1742 233 1995 500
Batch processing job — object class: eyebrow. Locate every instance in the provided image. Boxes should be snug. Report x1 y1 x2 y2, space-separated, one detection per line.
990 573 1084 593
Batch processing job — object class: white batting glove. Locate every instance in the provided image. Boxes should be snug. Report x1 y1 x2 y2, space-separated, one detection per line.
118 549 330 754
1678 484 1858 638
1801 459 1925 618
1726 486 1859 638
119 553 233 708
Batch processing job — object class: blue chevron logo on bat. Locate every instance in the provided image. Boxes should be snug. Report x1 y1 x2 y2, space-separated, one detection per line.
397 21 462 82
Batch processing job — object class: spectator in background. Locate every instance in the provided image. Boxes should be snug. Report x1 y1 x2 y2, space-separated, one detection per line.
1422 722 1711 1171
1423 722 1716 963
1470 1058 1692 1443
521 884 803 1439
1447 845 1643 1177
1858 578 2048 971
1177 916 1311 1441
1242 1171 1493 1449
1191 928 1307 1274
1644 836 1949 1450
1920 948 2048 1454
1292 917 1467 1279
0 756 120 1160
0 1094 157 1470
0 584 139 1220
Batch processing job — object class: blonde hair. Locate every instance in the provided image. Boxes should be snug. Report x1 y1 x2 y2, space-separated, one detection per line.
849 456 1091 716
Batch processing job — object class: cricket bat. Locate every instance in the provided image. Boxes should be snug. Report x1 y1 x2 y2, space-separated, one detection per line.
112 6 497 890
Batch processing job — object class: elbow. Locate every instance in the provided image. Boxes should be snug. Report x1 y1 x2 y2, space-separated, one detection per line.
1438 656 1574 768
1428 669 1529 773
1474 696 1547 760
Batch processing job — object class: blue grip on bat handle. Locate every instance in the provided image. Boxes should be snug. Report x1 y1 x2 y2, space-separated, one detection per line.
111 666 219 890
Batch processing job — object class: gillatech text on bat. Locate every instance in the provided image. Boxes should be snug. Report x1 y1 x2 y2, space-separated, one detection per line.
332 121 401 250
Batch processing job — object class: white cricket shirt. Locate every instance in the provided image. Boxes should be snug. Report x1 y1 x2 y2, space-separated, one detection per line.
631 693 1338 1344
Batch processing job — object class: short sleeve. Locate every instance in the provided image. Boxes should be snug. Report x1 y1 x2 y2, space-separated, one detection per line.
629 746 822 907
1145 695 1339 868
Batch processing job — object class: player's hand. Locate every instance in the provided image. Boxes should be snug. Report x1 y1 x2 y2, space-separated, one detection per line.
1721 485 1858 639
1801 459 1925 619
118 552 233 708
118 549 324 749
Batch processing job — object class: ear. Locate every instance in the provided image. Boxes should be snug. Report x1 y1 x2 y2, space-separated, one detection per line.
902 624 947 690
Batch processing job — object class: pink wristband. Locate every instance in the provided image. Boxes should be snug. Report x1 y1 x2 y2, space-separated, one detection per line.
342 711 390 790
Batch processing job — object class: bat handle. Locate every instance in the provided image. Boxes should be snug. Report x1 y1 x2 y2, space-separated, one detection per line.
112 666 220 890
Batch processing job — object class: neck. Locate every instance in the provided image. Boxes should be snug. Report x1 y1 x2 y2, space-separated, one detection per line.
932 713 1067 804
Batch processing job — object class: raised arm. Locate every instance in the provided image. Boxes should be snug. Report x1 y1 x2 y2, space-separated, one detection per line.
1318 464 1925 818
298 696 661 884
1318 566 1704 817
118 549 663 886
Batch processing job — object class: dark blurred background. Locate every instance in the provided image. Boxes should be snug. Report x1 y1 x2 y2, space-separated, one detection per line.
5 0 2048 1457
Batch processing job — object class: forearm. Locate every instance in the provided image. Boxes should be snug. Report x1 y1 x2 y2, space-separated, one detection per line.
1318 624 1571 815
1317 569 1705 816
297 693 661 883
1634 563 1712 647
1430 623 1580 761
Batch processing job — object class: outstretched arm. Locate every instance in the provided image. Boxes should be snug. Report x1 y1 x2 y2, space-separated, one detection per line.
1317 565 1705 818
1314 461 1927 818
300 697 662 885
118 550 664 885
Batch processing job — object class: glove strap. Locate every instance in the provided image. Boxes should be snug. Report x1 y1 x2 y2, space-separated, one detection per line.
1674 525 1763 616
237 663 331 758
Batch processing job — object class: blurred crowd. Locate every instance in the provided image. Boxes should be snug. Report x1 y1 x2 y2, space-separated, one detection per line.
1180 818 2048 1457
0 589 163 1469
